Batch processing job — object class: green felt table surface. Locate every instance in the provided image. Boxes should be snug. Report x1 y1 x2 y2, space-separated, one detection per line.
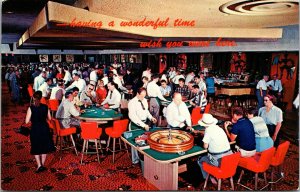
123 125 206 161
79 106 123 119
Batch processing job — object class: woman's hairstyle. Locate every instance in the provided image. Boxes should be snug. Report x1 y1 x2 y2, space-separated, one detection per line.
32 91 42 107
265 94 275 103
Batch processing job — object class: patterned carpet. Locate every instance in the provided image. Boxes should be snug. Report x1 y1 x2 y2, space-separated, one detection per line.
1 83 299 191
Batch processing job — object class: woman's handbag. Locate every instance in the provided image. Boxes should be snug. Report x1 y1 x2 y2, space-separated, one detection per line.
17 122 31 136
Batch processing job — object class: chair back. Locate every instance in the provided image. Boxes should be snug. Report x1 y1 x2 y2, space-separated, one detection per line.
257 147 276 172
47 119 57 134
40 97 48 105
219 152 241 178
191 107 203 125
204 103 211 113
113 119 129 134
53 119 62 136
271 141 290 166
27 85 34 97
80 122 102 139
48 99 59 111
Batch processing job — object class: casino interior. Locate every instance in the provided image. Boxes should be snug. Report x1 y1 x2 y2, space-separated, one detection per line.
1 0 299 191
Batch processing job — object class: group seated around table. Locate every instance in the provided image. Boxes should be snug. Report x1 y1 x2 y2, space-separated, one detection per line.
18 62 289 190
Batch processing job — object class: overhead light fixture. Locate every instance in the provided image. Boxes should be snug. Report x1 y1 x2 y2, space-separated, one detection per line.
6 11 14 14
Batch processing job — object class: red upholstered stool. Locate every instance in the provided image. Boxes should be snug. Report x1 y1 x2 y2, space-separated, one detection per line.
53 119 78 159
105 119 129 163
237 147 275 190
270 141 290 190
203 152 241 190
80 122 103 164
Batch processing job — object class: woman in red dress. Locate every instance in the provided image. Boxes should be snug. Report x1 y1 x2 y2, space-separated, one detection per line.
96 79 107 104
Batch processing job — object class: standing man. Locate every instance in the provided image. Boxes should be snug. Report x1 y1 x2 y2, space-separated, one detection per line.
50 79 65 102
65 73 86 96
256 75 269 109
128 87 157 164
267 74 283 103
33 71 46 91
38 78 53 99
197 114 232 184
147 74 167 122
89 65 98 85
223 107 256 157
166 93 192 131
63 66 72 87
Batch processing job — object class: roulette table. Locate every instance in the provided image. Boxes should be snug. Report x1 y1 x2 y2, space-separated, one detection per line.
121 125 206 190
78 105 122 124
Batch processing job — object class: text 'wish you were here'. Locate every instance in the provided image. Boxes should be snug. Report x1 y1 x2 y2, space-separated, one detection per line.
56 17 237 48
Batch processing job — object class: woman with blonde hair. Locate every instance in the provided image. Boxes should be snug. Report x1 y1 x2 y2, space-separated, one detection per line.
25 91 55 173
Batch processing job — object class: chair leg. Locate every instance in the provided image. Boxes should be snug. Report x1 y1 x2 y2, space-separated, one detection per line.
112 138 116 163
255 173 258 190
264 172 268 185
270 167 274 190
106 137 111 152
230 177 234 190
217 179 221 191
237 170 244 184
98 140 104 154
81 140 86 164
59 136 63 160
94 139 100 163
203 174 209 190
70 135 78 156
119 138 122 150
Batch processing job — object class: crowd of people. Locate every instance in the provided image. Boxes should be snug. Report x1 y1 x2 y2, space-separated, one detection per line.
3 62 285 179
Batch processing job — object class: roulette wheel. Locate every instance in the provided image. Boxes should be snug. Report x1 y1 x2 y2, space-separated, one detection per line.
147 129 194 153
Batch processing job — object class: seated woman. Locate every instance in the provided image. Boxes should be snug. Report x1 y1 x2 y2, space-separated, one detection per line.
246 107 273 152
96 79 107 104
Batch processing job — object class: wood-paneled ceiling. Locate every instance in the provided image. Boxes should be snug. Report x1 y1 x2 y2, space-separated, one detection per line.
3 0 299 50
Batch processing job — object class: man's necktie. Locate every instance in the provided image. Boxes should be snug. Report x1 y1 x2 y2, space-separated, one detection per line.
274 80 276 87
138 100 145 110
109 91 113 99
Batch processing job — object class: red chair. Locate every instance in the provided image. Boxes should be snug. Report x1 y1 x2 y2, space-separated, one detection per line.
80 122 103 164
270 141 290 189
237 147 276 190
203 152 241 190
105 119 129 163
48 99 59 117
28 85 34 103
204 103 211 113
53 119 78 159
40 97 48 105
47 119 58 145
191 107 202 125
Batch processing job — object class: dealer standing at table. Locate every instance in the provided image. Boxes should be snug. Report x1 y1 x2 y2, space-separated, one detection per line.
147 74 167 123
128 87 157 164
166 93 192 131
101 81 121 110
